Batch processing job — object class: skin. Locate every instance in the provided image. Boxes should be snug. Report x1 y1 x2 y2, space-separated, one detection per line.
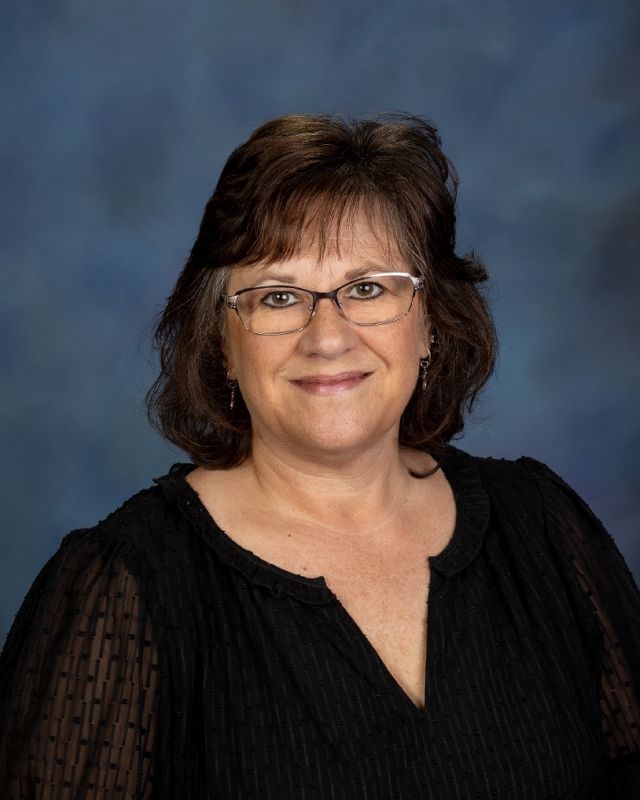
187 215 455 556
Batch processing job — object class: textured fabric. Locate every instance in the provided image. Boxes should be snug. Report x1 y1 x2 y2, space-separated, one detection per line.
0 446 638 799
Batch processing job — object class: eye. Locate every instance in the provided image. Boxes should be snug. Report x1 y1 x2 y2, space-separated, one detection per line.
346 281 384 300
260 290 302 309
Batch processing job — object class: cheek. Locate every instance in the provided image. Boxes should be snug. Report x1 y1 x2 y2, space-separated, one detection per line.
232 341 287 394
226 321 272 382
373 320 425 364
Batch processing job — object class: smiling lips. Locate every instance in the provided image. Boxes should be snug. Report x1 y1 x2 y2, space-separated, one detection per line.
291 371 372 395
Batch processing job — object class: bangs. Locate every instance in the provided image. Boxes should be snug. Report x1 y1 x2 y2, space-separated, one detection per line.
238 186 413 271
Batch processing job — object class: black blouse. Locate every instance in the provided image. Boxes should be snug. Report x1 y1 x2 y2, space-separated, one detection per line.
1 446 638 799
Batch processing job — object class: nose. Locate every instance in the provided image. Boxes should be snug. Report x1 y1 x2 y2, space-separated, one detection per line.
298 295 358 357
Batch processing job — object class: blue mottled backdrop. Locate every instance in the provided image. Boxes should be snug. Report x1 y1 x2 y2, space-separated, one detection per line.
1 0 639 642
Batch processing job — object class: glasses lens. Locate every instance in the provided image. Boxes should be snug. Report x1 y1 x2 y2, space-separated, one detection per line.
236 287 314 334
337 275 416 325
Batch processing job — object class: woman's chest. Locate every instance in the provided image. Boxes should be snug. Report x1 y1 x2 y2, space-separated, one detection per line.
172 553 605 799
321 556 432 710
239 521 436 709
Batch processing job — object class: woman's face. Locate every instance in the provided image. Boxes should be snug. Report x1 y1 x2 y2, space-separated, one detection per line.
224 216 431 462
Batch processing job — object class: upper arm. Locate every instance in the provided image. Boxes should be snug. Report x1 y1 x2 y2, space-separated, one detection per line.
0 528 158 798
520 457 640 792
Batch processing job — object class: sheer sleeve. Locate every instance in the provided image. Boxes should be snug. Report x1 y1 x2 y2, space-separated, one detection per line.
0 527 157 799
520 457 640 796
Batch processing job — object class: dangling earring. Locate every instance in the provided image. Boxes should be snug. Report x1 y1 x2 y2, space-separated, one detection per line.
419 351 431 391
419 331 436 390
226 371 238 410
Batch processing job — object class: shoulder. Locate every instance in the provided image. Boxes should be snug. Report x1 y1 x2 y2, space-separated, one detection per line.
443 444 550 493
445 445 568 493
444 445 593 523
446 445 608 542
57 464 195 569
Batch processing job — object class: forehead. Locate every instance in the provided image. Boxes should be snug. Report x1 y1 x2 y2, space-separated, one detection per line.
230 213 407 289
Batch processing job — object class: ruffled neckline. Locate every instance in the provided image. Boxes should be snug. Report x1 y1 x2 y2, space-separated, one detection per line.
153 444 490 605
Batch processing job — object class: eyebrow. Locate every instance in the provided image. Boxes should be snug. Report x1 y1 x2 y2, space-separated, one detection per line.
252 265 391 286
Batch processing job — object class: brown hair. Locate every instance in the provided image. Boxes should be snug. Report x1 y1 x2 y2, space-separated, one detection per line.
146 113 497 467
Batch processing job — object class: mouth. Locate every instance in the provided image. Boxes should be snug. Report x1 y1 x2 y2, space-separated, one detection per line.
291 371 372 396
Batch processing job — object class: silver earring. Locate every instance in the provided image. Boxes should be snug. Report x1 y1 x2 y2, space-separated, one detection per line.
226 371 238 410
419 350 431 391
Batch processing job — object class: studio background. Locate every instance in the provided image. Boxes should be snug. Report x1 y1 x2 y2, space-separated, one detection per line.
1 0 638 643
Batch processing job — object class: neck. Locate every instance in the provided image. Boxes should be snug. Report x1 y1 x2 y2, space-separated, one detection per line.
240 429 433 542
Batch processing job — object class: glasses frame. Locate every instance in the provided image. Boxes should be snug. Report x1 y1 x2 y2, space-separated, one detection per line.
224 271 425 336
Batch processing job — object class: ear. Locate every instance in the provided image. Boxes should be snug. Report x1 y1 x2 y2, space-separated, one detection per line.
224 362 237 383
220 332 237 381
418 320 433 360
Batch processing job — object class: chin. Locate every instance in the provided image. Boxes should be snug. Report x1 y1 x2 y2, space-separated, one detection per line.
286 418 392 458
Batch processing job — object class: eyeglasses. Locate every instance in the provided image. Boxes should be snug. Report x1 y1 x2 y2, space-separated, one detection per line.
224 272 424 336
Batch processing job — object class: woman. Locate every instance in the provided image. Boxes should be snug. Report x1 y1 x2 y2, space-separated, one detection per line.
0 114 638 799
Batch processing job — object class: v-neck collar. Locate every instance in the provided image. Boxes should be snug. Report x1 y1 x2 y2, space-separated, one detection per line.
153 444 490 604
